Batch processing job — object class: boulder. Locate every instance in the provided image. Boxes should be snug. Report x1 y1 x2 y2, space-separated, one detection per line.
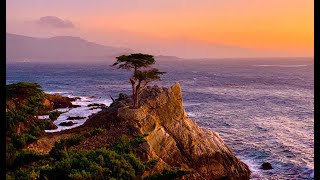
59 121 76 126
68 104 81 108
261 162 273 170
88 103 106 107
67 116 86 120
45 94 76 109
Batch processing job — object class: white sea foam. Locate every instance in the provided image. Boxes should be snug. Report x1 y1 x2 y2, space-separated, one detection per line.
237 157 264 180
45 91 74 94
38 115 49 120
45 94 113 133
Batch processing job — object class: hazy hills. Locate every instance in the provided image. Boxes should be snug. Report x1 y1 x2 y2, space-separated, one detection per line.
6 33 135 63
6 33 313 64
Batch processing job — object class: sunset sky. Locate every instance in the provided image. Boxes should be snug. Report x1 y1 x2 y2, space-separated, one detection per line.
6 0 314 58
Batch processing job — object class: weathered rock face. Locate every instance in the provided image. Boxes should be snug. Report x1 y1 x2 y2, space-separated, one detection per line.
117 83 251 179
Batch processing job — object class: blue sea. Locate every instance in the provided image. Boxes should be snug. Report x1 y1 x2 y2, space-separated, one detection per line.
6 58 314 179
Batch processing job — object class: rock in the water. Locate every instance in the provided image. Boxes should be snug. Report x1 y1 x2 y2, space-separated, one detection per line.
45 94 76 109
68 104 81 108
67 116 86 120
261 162 273 170
88 103 106 107
59 121 76 126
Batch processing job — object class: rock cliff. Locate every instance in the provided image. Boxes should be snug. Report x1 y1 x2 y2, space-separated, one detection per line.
115 82 251 179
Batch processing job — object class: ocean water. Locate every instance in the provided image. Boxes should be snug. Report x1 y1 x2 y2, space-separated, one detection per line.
6 58 314 179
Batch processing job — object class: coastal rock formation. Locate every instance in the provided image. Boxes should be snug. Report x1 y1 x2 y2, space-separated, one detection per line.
59 121 76 126
115 82 251 179
44 94 76 109
261 162 273 170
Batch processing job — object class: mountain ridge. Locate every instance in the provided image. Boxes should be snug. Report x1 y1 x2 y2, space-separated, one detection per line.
6 33 135 63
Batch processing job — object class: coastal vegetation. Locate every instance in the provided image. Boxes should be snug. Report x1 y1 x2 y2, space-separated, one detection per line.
5 82 190 179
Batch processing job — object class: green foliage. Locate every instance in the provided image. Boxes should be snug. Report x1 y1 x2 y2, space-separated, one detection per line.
41 148 145 180
6 173 14 180
28 125 42 137
112 53 165 108
49 137 83 160
6 143 16 168
36 119 57 131
145 159 158 170
49 110 62 121
82 128 107 138
12 150 45 169
112 53 155 71
112 135 146 155
134 68 166 82
6 82 47 135
124 153 145 175
11 133 37 149
7 132 180 180
14 168 39 180
143 169 191 180
49 129 108 161
6 82 44 101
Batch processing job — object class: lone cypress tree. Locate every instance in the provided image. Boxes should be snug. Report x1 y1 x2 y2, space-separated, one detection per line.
112 53 165 108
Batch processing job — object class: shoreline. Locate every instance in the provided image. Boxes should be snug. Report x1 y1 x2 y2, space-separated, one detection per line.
43 92 112 133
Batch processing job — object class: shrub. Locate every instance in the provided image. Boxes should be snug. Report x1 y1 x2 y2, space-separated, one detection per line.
83 128 107 137
6 143 16 168
14 168 39 180
36 119 57 130
11 133 37 149
143 169 191 180
145 159 158 170
112 135 146 154
124 153 145 175
49 111 61 121
28 125 42 137
42 148 145 180
12 150 44 169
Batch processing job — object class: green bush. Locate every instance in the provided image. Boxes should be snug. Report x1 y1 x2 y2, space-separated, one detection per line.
12 150 44 169
145 159 158 170
28 125 42 137
49 111 61 121
6 173 14 180
14 168 39 180
143 169 191 180
6 143 16 168
42 148 145 180
11 133 37 149
112 135 146 154
124 153 145 175
82 128 107 137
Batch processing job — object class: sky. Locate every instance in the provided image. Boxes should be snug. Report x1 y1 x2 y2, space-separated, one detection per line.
6 0 314 58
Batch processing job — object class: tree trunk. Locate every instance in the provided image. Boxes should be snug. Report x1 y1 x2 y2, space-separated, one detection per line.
130 78 137 108
133 80 141 108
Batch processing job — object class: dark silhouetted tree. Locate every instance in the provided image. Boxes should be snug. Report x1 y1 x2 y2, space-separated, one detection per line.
112 53 165 108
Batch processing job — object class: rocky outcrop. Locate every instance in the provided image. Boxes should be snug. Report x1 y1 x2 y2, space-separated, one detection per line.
44 94 76 109
67 116 86 120
261 162 273 170
116 83 251 179
59 121 76 126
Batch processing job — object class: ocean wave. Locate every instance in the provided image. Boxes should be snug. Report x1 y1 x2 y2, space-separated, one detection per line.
45 91 74 95
45 94 113 133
